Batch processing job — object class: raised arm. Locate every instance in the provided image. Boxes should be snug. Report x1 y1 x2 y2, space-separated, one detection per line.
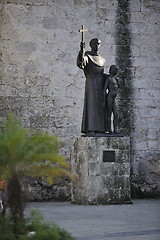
77 25 88 69
77 42 88 69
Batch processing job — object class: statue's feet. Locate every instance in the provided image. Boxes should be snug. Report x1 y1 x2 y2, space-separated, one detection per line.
88 131 96 135
83 131 96 136
83 131 108 137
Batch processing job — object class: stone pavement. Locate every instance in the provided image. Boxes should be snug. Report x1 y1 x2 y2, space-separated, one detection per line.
26 199 160 240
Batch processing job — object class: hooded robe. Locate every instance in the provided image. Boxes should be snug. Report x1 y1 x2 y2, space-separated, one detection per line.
77 51 106 134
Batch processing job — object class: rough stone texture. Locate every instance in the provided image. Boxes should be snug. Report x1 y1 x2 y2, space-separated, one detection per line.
71 137 131 204
129 0 160 197
0 0 159 199
22 177 71 201
115 0 133 136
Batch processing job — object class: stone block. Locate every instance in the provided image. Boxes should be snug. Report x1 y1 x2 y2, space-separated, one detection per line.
130 0 141 12
71 137 131 204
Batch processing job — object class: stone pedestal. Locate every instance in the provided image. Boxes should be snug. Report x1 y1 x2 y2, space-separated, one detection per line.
71 137 131 204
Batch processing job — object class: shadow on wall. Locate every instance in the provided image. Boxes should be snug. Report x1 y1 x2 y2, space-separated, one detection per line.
115 0 134 136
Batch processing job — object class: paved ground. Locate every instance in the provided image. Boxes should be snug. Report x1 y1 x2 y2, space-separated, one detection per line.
26 199 160 240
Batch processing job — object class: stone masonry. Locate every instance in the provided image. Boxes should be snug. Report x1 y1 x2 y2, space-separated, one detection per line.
71 137 131 204
0 0 160 199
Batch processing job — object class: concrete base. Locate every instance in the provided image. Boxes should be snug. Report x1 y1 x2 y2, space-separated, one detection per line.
71 137 131 205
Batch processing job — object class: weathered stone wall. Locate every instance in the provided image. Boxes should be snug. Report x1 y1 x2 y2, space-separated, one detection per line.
71 137 131 204
0 0 159 199
130 0 160 197
0 0 118 152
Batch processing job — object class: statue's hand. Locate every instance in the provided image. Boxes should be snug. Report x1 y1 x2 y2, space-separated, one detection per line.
80 42 85 53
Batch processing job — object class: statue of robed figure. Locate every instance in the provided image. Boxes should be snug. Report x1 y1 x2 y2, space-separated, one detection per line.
77 26 106 135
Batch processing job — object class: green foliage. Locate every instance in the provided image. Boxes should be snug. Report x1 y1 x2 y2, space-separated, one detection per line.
0 113 74 222
0 114 72 182
0 210 75 240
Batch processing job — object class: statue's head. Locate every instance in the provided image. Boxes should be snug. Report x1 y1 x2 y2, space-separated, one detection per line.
90 38 101 52
109 65 118 76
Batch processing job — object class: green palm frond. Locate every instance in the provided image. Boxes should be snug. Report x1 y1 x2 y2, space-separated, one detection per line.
0 113 73 181
0 113 75 223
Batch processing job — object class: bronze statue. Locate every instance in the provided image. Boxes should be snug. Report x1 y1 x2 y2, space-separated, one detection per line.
77 28 106 135
77 26 121 136
104 65 119 134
